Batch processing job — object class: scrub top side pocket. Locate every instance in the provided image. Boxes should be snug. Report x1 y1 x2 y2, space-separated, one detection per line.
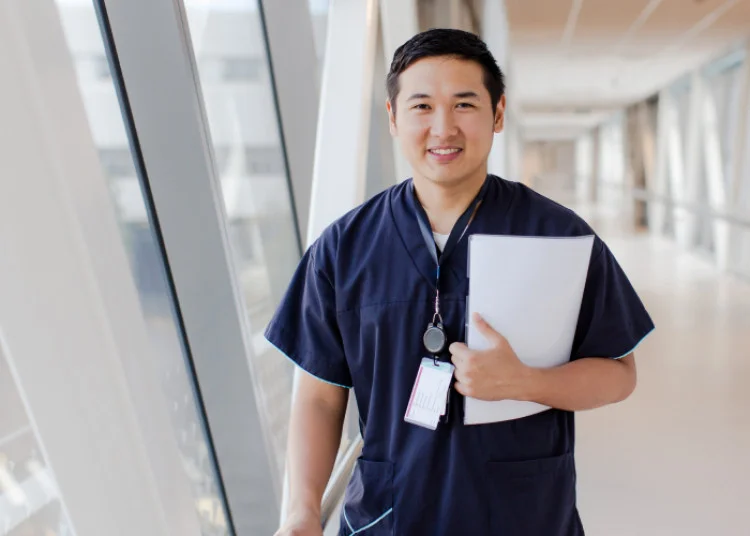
487 452 583 536
340 459 394 536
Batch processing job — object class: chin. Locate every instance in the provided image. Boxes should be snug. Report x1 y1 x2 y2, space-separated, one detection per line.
423 168 475 187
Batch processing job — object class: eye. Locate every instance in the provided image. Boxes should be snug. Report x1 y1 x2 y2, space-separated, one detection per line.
456 102 475 109
412 103 431 110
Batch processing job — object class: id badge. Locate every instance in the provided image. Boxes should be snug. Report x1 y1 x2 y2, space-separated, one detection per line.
404 358 455 430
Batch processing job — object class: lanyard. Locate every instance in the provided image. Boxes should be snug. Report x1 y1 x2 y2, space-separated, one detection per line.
411 177 489 355
411 177 489 286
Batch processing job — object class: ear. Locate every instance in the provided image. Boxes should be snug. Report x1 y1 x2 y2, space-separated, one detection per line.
494 95 506 134
386 100 397 137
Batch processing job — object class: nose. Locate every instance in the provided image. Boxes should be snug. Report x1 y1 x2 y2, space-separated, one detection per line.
430 107 458 139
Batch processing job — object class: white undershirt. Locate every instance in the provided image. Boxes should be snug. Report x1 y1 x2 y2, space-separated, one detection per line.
433 232 449 252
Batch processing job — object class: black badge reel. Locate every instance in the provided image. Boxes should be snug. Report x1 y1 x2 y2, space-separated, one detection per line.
423 314 447 355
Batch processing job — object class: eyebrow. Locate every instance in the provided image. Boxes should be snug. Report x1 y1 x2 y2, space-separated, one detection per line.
406 91 481 101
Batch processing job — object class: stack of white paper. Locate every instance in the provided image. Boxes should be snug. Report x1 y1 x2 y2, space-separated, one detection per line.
464 234 595 425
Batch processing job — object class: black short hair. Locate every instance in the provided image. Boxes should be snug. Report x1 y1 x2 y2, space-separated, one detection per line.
387 28 505 114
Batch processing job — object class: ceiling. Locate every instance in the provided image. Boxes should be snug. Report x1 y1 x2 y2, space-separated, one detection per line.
504 0 750 140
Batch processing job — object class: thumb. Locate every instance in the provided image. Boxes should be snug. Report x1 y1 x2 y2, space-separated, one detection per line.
472 313 505 346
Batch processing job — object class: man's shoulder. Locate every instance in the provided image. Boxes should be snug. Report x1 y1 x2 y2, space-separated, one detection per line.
311 182 403 259
497 177 596 238
336 182 401 229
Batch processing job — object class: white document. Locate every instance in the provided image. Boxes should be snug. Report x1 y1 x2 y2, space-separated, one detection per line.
464 234 595 425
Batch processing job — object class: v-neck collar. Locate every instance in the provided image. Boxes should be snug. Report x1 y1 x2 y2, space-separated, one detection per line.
389 175 505 292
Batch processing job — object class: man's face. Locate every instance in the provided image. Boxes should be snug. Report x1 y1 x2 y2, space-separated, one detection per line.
387 56 505 187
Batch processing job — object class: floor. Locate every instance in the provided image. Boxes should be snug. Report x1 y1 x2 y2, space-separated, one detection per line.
560 194 750 535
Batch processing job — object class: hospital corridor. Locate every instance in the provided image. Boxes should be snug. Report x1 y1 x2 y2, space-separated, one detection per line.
1 0 749 535
561 195 750 535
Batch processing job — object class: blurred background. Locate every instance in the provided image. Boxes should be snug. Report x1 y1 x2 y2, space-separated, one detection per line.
0 0 748 535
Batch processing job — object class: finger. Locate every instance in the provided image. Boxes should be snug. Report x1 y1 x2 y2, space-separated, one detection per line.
450 349 478 372
472 313 505 346
450 352 465 371
449 341 471 358
454 380 471 398
452 364 467 384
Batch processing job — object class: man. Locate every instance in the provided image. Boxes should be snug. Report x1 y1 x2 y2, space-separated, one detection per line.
266 28 654 536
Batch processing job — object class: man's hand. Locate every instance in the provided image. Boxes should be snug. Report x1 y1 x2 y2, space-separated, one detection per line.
450 313 639 411
274 511 323 536
449 313 530 401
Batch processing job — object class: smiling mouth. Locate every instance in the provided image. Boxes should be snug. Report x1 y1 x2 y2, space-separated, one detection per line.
428 148 462 155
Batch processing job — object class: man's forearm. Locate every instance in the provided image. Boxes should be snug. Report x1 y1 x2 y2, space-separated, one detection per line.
516 354 637 412
286 385 348 518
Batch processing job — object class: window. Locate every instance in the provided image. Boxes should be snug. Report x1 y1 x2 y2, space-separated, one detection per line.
99 147 136 177
704 50 746 188
0 341 75 535
183 0 302 502
308 0 330 74
223 57 263 81
54 1 230 533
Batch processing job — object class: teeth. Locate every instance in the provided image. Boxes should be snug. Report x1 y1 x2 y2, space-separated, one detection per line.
431 148 461 155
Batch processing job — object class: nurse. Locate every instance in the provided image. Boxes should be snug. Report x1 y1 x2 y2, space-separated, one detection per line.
266 28 654 536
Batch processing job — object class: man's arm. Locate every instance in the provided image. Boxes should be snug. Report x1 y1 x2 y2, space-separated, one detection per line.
451 313 638 411
276 373 348 535
517 354 636 411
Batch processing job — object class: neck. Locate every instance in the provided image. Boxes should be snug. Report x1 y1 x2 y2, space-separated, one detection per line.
413 170 487 234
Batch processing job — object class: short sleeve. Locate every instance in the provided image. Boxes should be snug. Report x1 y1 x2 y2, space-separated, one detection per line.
264 240 352 388
571 238 655 360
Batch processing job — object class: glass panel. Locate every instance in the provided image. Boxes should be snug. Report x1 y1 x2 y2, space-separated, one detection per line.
731 226 750 280
0 340 75 536
704 51 746 188
309 0 330 72
596 113 626 208
575 134 593 181
696 138 714 254
740 107 750 218
52 2 230 534
730 59 750 279
182 0 301 499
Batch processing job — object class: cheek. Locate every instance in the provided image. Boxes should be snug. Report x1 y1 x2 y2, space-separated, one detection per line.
460 119 494 153
397 121 429 151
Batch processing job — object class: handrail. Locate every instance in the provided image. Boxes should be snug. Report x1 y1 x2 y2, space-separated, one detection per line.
592 180 750 229
630 187 750 229
321 434 364 529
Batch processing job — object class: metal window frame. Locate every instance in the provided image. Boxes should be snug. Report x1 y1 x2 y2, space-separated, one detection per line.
259 0 320 247
0 1 210 534
728 40 750 275
306 0 380 246
628 40 750 274
280 0 381 527
701 80 732 266
380 0 418 183
97 0 301 533
650 89 672 235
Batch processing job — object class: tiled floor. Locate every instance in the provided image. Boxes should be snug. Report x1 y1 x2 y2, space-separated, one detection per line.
563 196 750 535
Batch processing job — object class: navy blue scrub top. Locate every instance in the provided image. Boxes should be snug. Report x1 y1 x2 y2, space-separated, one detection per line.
265 175 654 536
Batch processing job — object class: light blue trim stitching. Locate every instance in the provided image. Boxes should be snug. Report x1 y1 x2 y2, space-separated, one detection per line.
345 508 394 535
343 509 355 533
612 327 655 360
264 338 352 389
